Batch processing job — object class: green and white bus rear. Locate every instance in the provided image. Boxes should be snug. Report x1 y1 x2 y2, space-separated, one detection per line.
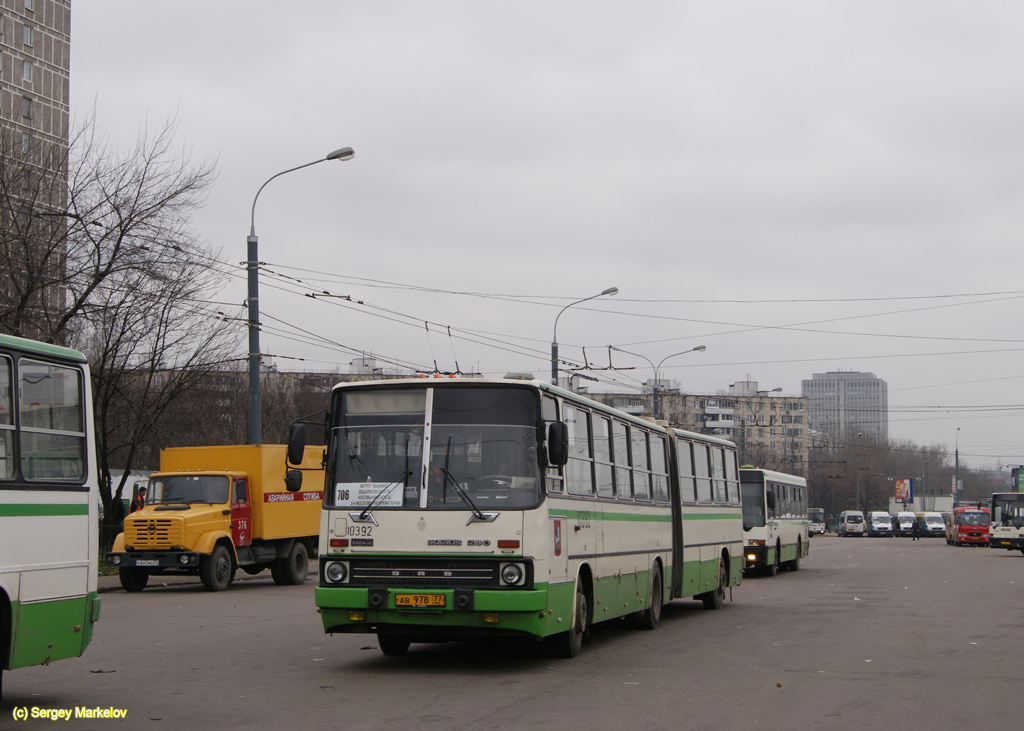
990 493 1024 554
303 376 743 658
0 334 100 698
740 467 809 575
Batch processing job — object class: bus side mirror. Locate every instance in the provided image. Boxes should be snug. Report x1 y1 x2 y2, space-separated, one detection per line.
285 469 303 492
287 423 306 467
547 422 568 467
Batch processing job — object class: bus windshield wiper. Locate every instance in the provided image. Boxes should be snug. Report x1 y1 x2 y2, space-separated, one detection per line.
359 469 412 520
439 436 486 521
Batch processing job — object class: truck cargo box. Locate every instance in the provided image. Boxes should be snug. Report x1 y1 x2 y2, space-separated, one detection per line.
157 444 324 542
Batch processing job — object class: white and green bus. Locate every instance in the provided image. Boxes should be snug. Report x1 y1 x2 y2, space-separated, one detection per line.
0 334 100 698
293 376 743 658
739 467 809 575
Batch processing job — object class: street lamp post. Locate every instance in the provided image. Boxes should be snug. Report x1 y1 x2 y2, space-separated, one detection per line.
954 427 961 507
611 345 706 421
247 147 355 445
550 286 618 385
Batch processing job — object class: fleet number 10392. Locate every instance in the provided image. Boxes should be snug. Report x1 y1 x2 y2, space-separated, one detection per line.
346 525 373 537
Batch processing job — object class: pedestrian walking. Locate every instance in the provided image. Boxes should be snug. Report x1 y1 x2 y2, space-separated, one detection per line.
912 517 922 541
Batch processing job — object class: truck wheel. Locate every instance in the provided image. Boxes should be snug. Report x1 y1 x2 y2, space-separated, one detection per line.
200 545 234 592
270 560 287 585
282 542 309 585
119 567 149 593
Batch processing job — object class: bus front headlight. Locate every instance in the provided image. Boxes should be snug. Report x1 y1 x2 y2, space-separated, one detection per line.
500 563 524 586
325 561 348 583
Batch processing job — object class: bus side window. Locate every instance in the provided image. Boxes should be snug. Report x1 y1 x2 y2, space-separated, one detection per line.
677 439 696 503
0 356 13 479
543 396 563 494
724 449 739 505
694 443 712 503
593 416 614 498
613 421 632 500
651 435 669 503
565 406 594 496
711 446 726 503
632 428 651 501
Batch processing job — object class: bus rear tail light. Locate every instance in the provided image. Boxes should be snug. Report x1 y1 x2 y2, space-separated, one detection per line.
497 539 520 549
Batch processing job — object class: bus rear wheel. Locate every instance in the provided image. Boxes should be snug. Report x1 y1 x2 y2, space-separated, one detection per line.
639 566 663 629
702 558 727 610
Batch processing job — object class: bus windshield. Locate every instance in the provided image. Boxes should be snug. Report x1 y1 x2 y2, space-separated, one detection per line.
740 482 766 530
328 386 542 511
992 496 1024 528
148 475 230 505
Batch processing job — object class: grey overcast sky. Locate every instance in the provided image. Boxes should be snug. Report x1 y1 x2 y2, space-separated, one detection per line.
71 2 1024 470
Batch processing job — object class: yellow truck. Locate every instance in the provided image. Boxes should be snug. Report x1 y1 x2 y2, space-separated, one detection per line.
106 445 323 592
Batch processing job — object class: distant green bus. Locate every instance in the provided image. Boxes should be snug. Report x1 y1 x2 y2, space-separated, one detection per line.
0 334 100 698
740 468 810 575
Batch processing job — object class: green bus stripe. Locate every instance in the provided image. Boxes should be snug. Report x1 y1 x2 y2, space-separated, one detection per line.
551 509 670 522
682 512 742 520
551 509 740 522
0 503 88 517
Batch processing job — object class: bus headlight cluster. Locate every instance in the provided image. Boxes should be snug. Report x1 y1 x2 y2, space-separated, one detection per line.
325 561 349 584
500 562 525 586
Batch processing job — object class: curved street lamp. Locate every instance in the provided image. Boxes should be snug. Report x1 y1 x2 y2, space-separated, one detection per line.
550 286 618 385
610 345 706 420
247 147 355 445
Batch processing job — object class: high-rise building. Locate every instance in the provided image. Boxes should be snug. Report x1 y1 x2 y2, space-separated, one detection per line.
801 371 888 442
0 0 72 336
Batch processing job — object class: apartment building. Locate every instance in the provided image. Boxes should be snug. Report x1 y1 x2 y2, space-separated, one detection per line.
801 371 888 442
0 0 72 335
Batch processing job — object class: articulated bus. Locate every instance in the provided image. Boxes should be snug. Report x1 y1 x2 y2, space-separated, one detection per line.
297 376 743 658
0 334 100 698
739 468 809 575
989 493 1024 554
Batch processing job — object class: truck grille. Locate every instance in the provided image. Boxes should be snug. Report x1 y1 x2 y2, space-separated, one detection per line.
348 558 500 588
126 518 183 550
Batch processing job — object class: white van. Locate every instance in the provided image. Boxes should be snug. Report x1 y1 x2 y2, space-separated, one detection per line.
866 511 892 537
897 511 916 536
838 510 865 536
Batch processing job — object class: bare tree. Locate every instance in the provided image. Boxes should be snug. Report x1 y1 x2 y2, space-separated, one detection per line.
1 115 242 545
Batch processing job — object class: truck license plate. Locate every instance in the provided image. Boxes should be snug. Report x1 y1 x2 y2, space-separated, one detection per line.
395 593 445 608
135 559 159 567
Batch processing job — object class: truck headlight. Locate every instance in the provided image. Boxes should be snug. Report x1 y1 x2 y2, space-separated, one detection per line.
109 555 121 566
325 561 348 583
500 563 523 586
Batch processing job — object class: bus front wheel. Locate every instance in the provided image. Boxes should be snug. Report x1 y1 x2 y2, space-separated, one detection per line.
550 582 588 658
378 633 410 656
766 545 780 576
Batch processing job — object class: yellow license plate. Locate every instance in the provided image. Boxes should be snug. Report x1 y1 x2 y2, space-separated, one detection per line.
395 593 445 608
